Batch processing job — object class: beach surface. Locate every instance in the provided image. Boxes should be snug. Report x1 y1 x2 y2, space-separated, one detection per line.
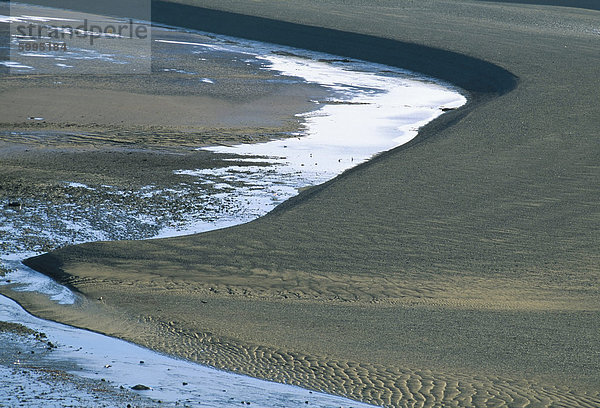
3 0 600 407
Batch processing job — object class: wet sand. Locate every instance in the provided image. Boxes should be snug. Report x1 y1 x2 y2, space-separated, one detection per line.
5 0 600 407
0 323 158 407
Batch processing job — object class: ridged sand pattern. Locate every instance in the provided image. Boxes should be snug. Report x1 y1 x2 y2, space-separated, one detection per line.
17 259 598 408
96 321 588 408
142 320 600 408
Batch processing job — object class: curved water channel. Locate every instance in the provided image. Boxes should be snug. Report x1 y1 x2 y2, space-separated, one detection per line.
0 3 466 406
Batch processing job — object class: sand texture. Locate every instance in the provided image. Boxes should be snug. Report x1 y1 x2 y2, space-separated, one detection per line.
7 0 600 407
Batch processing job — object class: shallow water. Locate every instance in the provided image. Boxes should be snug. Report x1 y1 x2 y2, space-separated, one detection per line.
1 2 465 406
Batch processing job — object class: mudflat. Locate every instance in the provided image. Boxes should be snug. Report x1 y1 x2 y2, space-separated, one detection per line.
7 0 600 407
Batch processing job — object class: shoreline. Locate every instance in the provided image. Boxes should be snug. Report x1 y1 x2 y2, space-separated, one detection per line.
4 0 600 406
1 4 472 406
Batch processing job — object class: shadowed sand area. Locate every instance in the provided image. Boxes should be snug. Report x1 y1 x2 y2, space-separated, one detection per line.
6 0 600 406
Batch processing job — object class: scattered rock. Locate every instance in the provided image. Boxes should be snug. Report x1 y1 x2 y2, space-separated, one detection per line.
131 384 151 391
7 201 22 209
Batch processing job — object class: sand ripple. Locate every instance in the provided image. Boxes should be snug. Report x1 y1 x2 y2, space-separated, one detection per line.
132 319 600 408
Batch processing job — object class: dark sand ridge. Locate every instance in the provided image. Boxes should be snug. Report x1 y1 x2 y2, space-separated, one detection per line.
5 0 600 406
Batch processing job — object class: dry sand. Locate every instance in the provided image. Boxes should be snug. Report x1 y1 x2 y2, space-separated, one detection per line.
4 0 600 407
